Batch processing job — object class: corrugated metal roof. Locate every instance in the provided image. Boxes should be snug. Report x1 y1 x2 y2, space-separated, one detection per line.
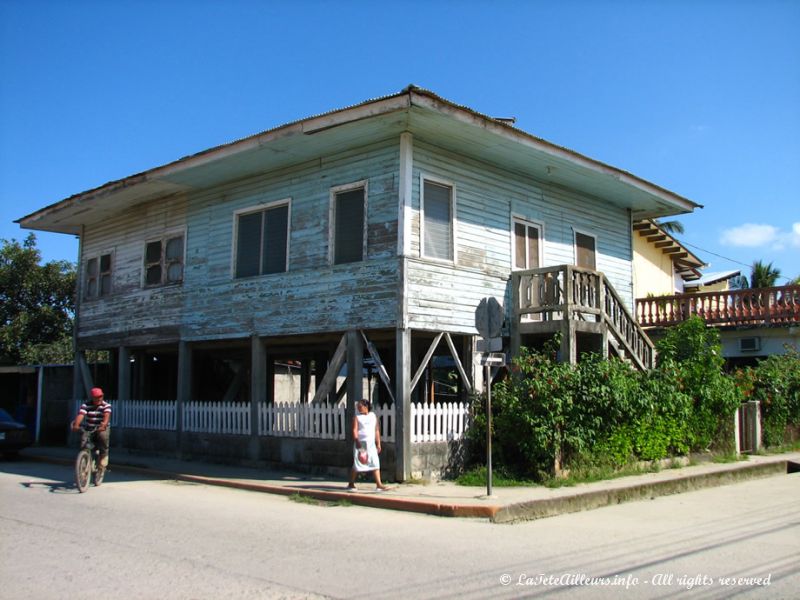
18 86 702 232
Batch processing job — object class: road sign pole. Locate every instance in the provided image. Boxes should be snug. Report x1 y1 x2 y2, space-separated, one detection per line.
486 363 493 497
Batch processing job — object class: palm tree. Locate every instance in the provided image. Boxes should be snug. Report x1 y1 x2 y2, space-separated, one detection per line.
656 220 685 235
729 274 749 290
750 260 781 288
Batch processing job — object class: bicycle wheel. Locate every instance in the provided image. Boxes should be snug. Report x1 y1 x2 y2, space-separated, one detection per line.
75 450 92 493
94 456 105 487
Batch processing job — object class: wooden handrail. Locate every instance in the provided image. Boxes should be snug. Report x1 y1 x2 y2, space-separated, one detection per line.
636 285 800 328
513 266 655 370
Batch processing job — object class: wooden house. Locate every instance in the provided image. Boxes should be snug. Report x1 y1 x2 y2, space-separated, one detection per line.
17 87 699 480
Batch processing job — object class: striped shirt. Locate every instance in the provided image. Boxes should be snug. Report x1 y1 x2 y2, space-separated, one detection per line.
79 400 112 428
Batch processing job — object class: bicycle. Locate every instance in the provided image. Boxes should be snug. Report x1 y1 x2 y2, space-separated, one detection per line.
74 425 107 493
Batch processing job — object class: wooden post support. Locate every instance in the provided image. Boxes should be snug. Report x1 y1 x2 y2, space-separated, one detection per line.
250 335 266 457
345 330 363 449
395 328 411 482
116 346 130 444
117 346 131 402
176 340 192 457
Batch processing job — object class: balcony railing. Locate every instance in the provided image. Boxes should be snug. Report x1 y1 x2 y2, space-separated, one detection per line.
512 265 655 370
636 285 800 329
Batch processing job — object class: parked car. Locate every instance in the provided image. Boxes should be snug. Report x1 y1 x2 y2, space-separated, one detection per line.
0 408 33 456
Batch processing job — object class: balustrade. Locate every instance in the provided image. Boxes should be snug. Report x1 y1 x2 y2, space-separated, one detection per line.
636 285 800 328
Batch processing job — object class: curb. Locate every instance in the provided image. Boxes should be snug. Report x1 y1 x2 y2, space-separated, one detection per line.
26 454 500 519
25 454 795 522
492 460 790 524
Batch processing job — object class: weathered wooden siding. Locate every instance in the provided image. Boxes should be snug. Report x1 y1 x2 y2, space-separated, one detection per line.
78 133 637 347
406 140 634 333
78 140 401 347
79 197 189 345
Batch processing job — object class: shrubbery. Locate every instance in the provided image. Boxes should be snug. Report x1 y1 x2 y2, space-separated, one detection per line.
734 349 800 447
465 317 800 482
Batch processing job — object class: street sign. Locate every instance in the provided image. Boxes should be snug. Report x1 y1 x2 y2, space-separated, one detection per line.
475 297 503 339
476 337 502 353
474 352 506 366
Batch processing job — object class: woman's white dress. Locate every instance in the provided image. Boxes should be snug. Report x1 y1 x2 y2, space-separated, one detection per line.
353 412 380 472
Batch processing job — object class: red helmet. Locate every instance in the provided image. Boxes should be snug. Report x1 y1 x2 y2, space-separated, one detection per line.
91 387 104 399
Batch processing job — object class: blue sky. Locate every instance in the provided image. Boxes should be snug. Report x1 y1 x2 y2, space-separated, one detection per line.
2 0 799 282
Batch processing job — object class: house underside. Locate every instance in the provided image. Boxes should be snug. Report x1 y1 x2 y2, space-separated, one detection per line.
74 327 480 481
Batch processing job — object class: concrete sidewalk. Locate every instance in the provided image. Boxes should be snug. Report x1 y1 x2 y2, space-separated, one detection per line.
21 446 800 523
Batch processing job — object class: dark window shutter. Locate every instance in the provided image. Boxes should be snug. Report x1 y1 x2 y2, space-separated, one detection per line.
575 232 596 270
514 222 526 269
262 205 289 274
334 188 365 264
236 212 262 278
527 225 540 268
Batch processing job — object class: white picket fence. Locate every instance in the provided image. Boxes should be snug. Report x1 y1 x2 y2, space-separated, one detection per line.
410 401 470 443
184 401 250 434
78 399 467 443
258 402 346 439
116 399 176 431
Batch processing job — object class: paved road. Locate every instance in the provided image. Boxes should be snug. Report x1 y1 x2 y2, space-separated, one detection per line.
1 458 798 599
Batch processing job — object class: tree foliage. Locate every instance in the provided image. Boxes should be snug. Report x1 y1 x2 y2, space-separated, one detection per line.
750 260 781 288
655 219 685 235
655 317 741 451
0 234 76 365
468 318 746 480
735 349 800 447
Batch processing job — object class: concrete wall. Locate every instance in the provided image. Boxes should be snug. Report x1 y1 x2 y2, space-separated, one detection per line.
112 427 397 480
411 440 467 481
720 327 799 360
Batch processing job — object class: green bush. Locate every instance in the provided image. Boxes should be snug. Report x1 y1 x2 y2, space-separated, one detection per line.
464 317 744 481
655 316 741 452
741 348 800 447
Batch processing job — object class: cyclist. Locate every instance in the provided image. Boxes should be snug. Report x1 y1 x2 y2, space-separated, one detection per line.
72 387 112 476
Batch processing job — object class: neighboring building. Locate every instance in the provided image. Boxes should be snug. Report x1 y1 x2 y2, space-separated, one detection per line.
634 228 799 367
17 87 698 479
683 270 740 293
632 219 704 299
0 364 74 445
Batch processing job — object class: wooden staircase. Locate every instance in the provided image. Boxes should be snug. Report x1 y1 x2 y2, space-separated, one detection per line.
511 265 655 371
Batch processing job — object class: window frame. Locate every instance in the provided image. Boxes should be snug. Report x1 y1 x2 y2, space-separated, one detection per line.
142 228 187 288
573 228 598 271
420 174 456 263
328 180 368 266
84 249 114 300
231 198 291 279
511 215 544 271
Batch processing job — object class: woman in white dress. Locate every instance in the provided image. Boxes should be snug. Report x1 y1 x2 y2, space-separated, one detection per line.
347 400 389 491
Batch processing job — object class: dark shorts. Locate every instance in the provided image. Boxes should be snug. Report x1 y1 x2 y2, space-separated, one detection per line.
81 428 110 457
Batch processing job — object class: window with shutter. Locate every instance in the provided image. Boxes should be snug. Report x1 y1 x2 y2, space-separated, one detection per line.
575 231 597 270
513 219 542 270
422 179 453 261
332 186 365 264
235 201 290 278
144 233 185 287
85 252 113 298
